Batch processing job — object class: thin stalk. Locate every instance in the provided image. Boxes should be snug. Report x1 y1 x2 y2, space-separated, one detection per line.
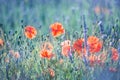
82 15 89 66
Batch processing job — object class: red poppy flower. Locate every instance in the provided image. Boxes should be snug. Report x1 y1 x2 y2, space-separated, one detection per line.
73 38 84 54
87 36 102 53
24 26 37 39
40 49 54 59
50 22 65 37
111 48 119 61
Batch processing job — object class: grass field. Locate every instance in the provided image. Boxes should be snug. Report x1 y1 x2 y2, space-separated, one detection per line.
0 0 120 80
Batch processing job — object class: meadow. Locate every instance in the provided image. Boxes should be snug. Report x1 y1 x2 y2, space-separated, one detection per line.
0 0 120 80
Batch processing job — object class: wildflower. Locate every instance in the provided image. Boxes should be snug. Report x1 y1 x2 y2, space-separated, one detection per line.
41 42 53 53
96 53 107 66
9 50 20 59
97 53 107 64
61 40 71 56
40 49 54 59
48 68 55 77
5 58 9 63
14 51 20 59
88 54 97 66
94 6 110 15
50 22 65 37
87 36 102 53
73 38 84 54
61 40 71 46
0 38 4 50
40 42 55 59
111 47 119 61
62 45 71 56
94 6 101 14
24 26 37 39
0 38 4 46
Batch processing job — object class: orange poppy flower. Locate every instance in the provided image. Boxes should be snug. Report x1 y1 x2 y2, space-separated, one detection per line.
62 45 71 56
40 49 54 59
48 68 55 77
41 42 53 53
73 38 84 54
24 26 37 39
0 38 4 50
0 38 4 46
50 22 65 37
111 48 119 61
87 36 102 53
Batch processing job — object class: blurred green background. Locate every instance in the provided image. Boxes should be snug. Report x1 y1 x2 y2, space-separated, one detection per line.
0 0 120 34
